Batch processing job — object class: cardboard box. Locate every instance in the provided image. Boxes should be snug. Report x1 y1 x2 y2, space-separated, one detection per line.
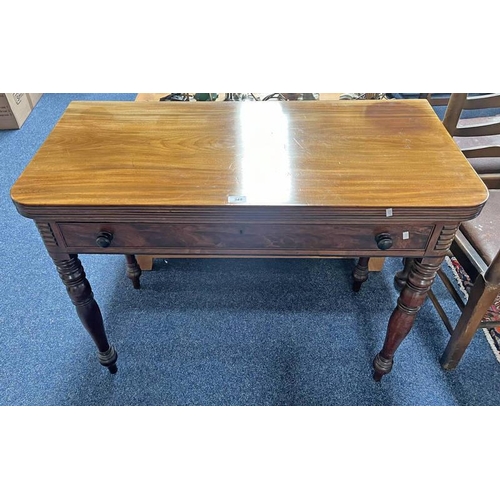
0 93 43 130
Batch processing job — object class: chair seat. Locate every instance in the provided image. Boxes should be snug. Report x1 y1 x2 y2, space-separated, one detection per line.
460 189 500 265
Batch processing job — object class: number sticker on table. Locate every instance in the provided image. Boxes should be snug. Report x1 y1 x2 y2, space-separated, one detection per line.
228 195 247 203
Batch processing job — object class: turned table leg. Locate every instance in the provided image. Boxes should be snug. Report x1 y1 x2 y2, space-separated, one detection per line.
352 257 370 292
373 257 444 381
125 254 142 289
53 254 118 373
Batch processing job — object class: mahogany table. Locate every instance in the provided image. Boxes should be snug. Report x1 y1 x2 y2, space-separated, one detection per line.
10 100 488 380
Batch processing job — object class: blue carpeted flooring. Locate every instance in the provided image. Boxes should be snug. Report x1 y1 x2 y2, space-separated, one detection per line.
1 93 499 406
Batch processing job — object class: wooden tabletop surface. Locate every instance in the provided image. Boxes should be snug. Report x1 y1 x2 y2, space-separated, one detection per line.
11 100 488 211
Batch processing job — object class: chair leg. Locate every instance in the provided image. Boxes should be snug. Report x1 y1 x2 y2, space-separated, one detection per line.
440 273 500 370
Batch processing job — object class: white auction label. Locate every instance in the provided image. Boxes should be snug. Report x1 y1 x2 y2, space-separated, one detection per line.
228 195 247 203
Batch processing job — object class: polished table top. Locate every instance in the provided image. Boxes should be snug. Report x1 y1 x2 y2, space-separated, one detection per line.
11 100 488 214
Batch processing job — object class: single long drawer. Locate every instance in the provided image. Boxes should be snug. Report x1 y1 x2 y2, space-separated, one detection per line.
57 222 434 254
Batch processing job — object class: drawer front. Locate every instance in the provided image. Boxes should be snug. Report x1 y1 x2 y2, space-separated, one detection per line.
57 222 433 254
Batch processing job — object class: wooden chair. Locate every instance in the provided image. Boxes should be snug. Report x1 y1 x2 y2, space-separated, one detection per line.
426 93 500 369
435 191 500 369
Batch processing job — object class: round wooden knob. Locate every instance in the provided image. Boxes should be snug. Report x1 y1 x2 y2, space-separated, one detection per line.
375 233 393 250
96 231 113 248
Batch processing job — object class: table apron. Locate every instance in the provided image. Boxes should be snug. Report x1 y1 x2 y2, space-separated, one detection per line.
31 221 458 257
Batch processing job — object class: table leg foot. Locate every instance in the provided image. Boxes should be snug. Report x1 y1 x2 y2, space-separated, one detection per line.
373 353 394 381
97 345 118 374
352 257 370 292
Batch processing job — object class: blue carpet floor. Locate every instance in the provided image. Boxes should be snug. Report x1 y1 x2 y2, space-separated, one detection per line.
1 93 499 406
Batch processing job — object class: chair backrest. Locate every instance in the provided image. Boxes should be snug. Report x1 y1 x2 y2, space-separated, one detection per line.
441 93 500 189
419 93 451 107
442 93 500 157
